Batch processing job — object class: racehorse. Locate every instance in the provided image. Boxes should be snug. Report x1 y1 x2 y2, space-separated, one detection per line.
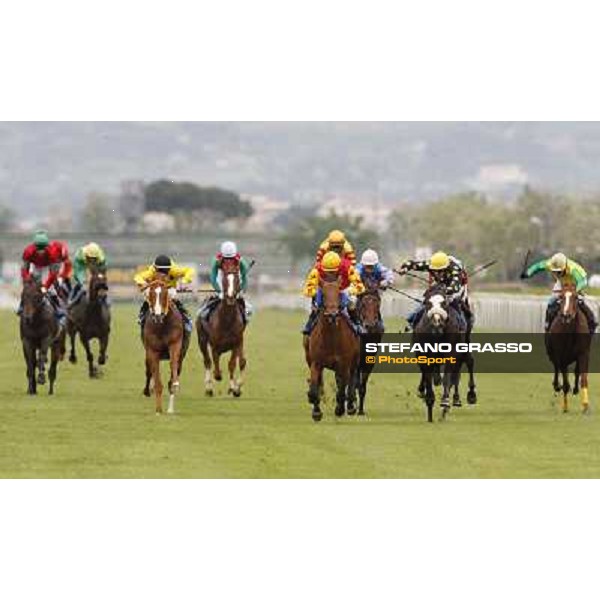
413 284 471 422
545 283 593 414
355 286 383 416
67 268 111 378
197 260 247 398
19 279 65 395
142 277 188 415
304 274 360 422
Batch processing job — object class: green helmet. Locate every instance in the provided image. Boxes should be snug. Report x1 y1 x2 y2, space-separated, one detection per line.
33 230 50 249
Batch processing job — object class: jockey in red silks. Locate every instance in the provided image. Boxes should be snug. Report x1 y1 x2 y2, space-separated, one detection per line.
18 230 67 327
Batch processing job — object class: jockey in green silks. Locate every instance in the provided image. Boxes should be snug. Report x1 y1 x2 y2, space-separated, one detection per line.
521 252 597 332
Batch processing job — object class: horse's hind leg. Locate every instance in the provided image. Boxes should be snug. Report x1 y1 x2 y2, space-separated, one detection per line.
424 373 435 423
37 339 49 386
212 347 223 382
346 369 358 416
358 370 370 416
149 352 163 414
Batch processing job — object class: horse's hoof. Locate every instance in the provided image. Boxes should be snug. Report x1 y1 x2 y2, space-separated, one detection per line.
453 400 463 408
232 389 242 398
143 389 151 397
205 389 214 397
37 373 46 385
215 374 223 382
347 404 357 416
335 405 345 418
99 357 106 366
583 404 591 415
358 409 366 417
312 409 323 422
467 391 478 405
69 356 77 364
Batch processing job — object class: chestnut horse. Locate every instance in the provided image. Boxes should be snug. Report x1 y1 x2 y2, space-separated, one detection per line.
20 279 65 395
304 274 360 422
142 278 188 415
67 268 111 378
545 283 593 414
196 261 247 398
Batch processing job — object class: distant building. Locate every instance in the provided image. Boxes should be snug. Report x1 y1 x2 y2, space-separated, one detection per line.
242 194 291 232
317 196 393 230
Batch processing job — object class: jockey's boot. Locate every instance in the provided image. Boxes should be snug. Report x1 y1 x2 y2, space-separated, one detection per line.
347 307 365 336
199 295 220 322
579 299 598 333
138 302 149 329
302 310 318 335
68 283 84 307
545 302 560 331
174 299 193 333
16 299 23 316
48 294 67 332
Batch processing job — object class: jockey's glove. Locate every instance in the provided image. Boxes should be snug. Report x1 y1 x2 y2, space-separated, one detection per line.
41 286 48 294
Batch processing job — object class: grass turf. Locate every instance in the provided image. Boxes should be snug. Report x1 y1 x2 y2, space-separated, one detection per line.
1 306 599 478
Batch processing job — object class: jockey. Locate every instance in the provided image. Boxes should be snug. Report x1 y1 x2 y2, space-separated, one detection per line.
18 230 66 327
521 252 597 332
315 230 357 266
134 255 195 333
302 250 365 335
50 239 73 297
398 251 472 332
199 241 253 323
69 242 107 305
356 249 395 330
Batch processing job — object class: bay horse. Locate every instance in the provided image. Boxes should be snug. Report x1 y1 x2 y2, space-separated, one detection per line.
355 286 383 416
19 279 65 395
413 284 471 422
142 277 188 415
304 274 360 422
196 260 247 398
67 268 111 378
545 283 592 414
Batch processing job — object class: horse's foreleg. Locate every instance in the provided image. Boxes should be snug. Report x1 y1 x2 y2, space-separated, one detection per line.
23 343 37 395
150 352 163 415
99 333 109 366
143 356 152 397
48 343 60 395
579 353 590 414
212 346 223 382
466 354 477 405
308 363 323 422
81 336 97 378
334 371 347 418
561 369 570 413
424 371 435 423
37 339 49 386
167 344 181 415
346 369 358 416
68 324 77 364
228 347 242 398
200 336 214 397
358 369 370 416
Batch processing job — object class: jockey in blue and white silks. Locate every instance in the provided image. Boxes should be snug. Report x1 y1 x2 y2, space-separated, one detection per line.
356 249 394 330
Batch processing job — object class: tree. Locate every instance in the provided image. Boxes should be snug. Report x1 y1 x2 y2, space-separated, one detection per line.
80 193 116 234
144 180 253 230
279 210 379 272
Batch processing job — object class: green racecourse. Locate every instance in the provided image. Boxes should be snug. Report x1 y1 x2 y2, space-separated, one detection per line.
1 305 600 478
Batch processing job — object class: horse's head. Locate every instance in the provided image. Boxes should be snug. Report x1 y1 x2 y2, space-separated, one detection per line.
423 284 449 331
320 273 342 323
559 283 578 325
358 289 381 332
89 268 109 303
21 279 45 324
221 260 241 306
146 278 170 324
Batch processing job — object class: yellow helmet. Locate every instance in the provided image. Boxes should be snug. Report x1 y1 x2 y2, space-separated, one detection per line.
328 230 346 245
84 242 101 259
550 253 568 272
322 251 342 272
430 251 450 271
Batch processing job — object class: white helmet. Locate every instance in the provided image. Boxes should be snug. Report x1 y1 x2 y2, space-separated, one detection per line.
361 249 379 266
221 241 238 258
550 252 567 272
